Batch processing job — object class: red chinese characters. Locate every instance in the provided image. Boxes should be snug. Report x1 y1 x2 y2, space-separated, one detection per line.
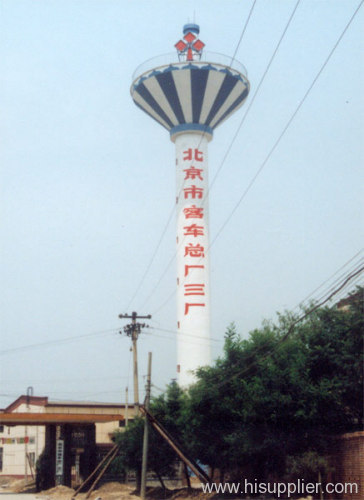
184 185 203 199
183 205 204 219
183 224 204 237
184 303 205 315
183 148 204 162
184 243 205 258
184 264 204 277
184 166 203 181
184 284 205 296
180 147 208 316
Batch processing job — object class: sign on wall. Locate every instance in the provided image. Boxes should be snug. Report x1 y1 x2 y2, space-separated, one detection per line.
55 439 64 477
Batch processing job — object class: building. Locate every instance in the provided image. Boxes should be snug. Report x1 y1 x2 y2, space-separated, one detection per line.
0 394 133 483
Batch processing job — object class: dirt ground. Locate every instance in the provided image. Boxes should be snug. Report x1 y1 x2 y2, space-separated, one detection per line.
0 477 214 500
0 477 314 500
37 482 218 499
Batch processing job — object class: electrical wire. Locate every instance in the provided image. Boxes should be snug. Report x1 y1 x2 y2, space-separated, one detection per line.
125 204 175 311
288 257 364 320
292 249 363 311
152 252 363 317
151 384 165 394
150 325 223 343
208 0 363 252
198 266 363 397
126 344 133 401
0 374 130 385
305 260 364 308
229 0 258 68
0 327 120 356
147 330 217 348
209 0 302 195
148 326 222 345
2 269 361 407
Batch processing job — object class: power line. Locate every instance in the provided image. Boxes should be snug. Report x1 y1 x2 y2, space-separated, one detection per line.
306 260 364 308
0 327 120 356
229 0 258 68
209 0 302 195
0 374 131 385
288 254 364 320
292 249 363 311
129 267 363 405
150 325 223 343
208 0 363 252
151 251 363 320
148 326 222 346
125 206 175 311
148 330 217 348
0 319 221 358
1 270 361 407
199 266 363 397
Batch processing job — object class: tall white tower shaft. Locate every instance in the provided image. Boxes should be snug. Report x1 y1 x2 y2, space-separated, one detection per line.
174 131 211 385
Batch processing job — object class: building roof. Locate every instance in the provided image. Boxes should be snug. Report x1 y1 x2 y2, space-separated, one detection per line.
3 395 133 413
0 412 124 426
336 289 362 310
4 395 49 413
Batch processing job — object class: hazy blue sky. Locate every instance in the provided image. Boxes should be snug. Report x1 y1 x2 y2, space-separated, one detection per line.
1 0 363 408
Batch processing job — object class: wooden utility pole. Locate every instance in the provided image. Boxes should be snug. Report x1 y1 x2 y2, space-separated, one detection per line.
125 387 129 427
119 312 151 413
141 352 152 499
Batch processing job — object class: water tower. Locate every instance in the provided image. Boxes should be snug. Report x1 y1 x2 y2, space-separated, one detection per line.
131 24 250 385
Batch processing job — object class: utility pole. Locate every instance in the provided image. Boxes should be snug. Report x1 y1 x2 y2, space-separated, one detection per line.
25 386 33 483
119 312 151 413
125 387 129 427
141 352 152 500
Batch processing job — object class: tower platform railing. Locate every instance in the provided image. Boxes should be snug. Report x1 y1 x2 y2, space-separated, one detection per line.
132 51 248 81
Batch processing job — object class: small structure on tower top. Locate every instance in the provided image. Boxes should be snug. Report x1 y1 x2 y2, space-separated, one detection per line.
175 24 205 61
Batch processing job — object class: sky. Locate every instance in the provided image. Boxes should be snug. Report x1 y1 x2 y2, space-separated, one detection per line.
1 0 363 409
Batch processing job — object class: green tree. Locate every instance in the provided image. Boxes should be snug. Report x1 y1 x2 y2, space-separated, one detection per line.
182 289 363 481
113 382 185 490
113 289 363 487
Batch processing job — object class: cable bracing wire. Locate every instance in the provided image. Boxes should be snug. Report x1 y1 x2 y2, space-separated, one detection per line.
198 265 364 398
208 0 302 195
149 325 223 343
229 0 258 68
208 0 363 253
297 258 364 311
292 249 363 311
0 327 120 356
125 204 175 311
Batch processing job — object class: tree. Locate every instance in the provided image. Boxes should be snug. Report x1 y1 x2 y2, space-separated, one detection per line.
35 450 54 491
182 289 363 481
113 382 185 490
113 289 363 487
